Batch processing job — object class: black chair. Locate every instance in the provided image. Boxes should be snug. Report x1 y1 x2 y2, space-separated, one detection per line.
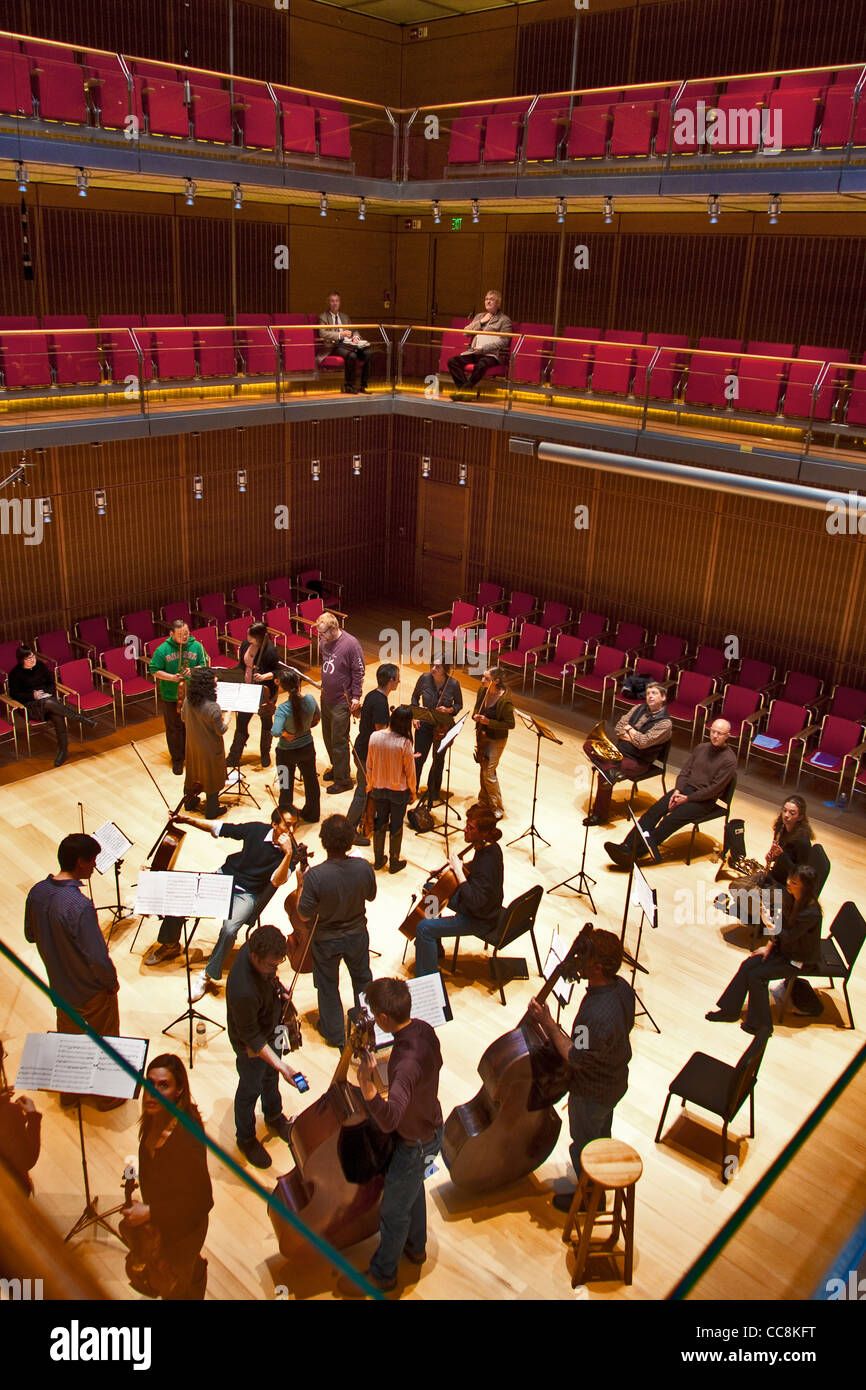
655 1028 771 1183
807 842 831 897
628 740 670 801
242 881 280 941
776 901 865 1030
450 884 544 1006
684 776 737 866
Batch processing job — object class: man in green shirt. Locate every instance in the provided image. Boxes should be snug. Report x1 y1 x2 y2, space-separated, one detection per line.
148 618 209 773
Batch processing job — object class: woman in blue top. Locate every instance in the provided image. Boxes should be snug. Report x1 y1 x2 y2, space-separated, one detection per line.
271 670 321 821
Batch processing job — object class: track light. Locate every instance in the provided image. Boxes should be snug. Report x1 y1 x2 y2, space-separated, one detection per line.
232 183 243 210
41 497 52 523
471 199 479 224
16 161 28 193
767 194 781 225
432 200 440 224
458 461 468 486
707 194 721 224
421 456 431 479
94 489 106 515
358 196 366 221
236 469 247 493
352 454 362 476
319 192 328 217
556 196 567 224
602 195 614 223
76 167 89 198
184 177 196 207
193 475 203 499
311 458 321 481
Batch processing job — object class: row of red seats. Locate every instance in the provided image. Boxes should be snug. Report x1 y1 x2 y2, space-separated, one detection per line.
448 67 866 165
0 33 351 157
0 314 359 389
438 323 865 425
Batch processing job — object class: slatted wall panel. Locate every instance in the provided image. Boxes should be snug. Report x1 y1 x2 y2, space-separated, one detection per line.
775 0 866 69
179 0 231 73
612 234 750 340
387 425 419 605
630 0 777 84
35 208 176 318
557 232 617 330
178 216 233 320
746 237 866 360
514 18 576 96
232 0 292 84
235 219 291 317
573 6 636 92
23 0 181 61
505 232 617 328
0 205 39 317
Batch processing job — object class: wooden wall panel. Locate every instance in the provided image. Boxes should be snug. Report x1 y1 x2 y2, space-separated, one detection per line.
236 218 291 318
515 17 575 96
288 222 395 323
178 217 234 321
745 237 866 359
610 233 750 340
774 0 866 69
233 0 291 85
290 8 401 107
0 205 39 320
23 0 182 62
399 13 518 107
34 207 176 319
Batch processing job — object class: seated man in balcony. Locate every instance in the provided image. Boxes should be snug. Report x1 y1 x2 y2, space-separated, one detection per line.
317 292 371 395
448 291 513 399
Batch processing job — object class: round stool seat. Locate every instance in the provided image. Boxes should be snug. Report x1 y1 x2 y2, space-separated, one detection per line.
580 1138 642 1190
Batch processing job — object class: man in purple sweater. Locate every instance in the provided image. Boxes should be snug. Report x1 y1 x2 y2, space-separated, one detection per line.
316 611 366 794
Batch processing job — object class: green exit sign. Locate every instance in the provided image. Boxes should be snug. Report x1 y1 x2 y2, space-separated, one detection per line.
450 216 463 230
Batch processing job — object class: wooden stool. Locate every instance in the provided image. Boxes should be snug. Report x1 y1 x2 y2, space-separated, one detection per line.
562 1138 642 1287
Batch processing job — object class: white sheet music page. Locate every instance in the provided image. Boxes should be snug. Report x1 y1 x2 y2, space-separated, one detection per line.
15 1033 148 1097
631 863 657 925
360 975 449 1047
93 821 133 874
544 930 574 1008
216 680 262 713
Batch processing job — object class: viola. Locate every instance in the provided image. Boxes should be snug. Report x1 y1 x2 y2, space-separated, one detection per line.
275 978 303 1054
441 928 589 1194
283 832 315 975
118 1157 175 1298
270 1012 386 1264
398 846 473 942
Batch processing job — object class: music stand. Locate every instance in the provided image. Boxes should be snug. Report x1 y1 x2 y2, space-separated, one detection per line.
223 764 261 809
507 712 562 866
91 821 135 941
162 916 225 1067
547 763 616 911
617 806 661 1033
426 714 467 846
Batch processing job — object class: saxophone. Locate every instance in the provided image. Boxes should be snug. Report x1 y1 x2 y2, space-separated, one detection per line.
587 720 623 762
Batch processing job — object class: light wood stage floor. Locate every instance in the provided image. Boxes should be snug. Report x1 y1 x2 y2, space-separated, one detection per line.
1 608 864 1302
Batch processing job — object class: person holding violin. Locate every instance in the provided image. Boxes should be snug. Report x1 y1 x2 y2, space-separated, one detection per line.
148 619 209 775
340 977 443 1296
366 705 417 874
527 927 635 1214
120 1053 213 1300
411 660 463 795
271 669 321 822
413 804 504 977
145 808 296 991
181 667 228 820
347 663 399 848
226 924 306 1169
226 621 281 771
472 666 514 821
297 814 376 1049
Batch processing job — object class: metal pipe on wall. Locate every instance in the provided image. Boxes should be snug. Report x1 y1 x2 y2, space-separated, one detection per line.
535 442 863 513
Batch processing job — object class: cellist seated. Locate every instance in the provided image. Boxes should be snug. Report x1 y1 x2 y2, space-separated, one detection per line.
413 805 504 976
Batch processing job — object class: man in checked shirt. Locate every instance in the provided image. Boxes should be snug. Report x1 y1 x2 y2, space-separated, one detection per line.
528 926 635 1214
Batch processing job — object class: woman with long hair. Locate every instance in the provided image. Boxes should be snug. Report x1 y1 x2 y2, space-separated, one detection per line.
411 659 463 792
120 1053 213 1301
413 802 505 975
719 795 814 925
181 667 228 818
271 669 321 821
707 864 823 1034
227 621 281 770
366 705 417 873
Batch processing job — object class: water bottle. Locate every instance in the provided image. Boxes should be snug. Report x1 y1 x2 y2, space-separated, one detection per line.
195 1021 207 1050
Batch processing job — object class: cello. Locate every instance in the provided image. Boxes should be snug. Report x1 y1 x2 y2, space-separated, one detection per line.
269 1012 386 1262
397 846 473 941
131 741 201 870
265 788 316 975
441 928 589 1194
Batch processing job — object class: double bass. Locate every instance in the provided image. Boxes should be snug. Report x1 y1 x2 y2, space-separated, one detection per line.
265 790 316 975
397 846 473 941
269 1013 386 1262
442 929 589 1193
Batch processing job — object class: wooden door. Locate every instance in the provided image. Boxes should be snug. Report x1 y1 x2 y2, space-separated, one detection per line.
431 234 483 327
418 481 469 613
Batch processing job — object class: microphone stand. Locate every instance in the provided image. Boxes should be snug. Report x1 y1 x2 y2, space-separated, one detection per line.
547 763 616 911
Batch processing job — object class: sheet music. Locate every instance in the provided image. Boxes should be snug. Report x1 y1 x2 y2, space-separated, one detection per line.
544 931 575 1008
134 870 234 918
631 863 657 926
93 821 133 875
217 680 263 713
438 712 467 754
16 1033 148 1098
360 974 451 1047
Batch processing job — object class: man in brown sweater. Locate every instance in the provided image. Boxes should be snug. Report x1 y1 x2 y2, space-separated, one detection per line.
604 718 736 865
583 682 672 826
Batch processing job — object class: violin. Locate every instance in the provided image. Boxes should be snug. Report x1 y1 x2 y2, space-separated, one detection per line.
269 1012 386 1264
398 845 473 941
275 977 303 1054
442 928 588 1194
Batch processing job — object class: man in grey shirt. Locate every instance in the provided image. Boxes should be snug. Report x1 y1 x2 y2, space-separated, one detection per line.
316 610 366 793
297 815 376 1048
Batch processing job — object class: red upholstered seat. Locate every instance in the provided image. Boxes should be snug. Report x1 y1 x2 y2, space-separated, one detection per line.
195 593 230 631
43 316 101 386
29 50 88 124
498 622 549 689
189 626 234 669
276 96 316 154
448 111 485 164
613 658 668 712
317 100 351 159
190 315 236 377
233 79 278 149
188 75 232 143
738 658 776 692
632 334 689 400
777 671 823 708
525 98 569 161
797 715 864 799
35 629 74 668
237 316 276 375
57 658 116 727
277 317 316 373
266 576 295 607
647 633 687 669
714 684 763 747
84 55 145 131
768 87 823 149
510 324 553 385
0 51 35 117
136 60 188 138
483 107 527 163
145 315 196 381
297 570 343 610
828 686 866 723
572 644 624 713
551 328 600 391
744 700 810 779
818 84 866 147
97 647 157 720
264 608 312 661
463 611 512 663
75 616 113 660
610 99 670 157
667 670 716 743
538 601 571 634
0 319 52 389
591 331 644 395
567 102 612 159
575 611 608 645
98 316 153 383
734 342 795 414
684 338 742 408
430 601 478 647
122 610 158 646
612 620 647 657
233 584 263 621
690 645 729 681
532 633 586 701
783 345 849 420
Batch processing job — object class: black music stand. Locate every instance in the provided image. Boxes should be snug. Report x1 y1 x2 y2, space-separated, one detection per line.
547 763 616 911
508 712 562 866
617 805 661 1034
426 714 467 846
163 917 225 1067
66 1101 128 1244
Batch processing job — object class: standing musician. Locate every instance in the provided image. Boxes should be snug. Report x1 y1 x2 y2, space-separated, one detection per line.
366 706 417 875
411 660 463 798
226 925 305 1170
583 682 672 827
271 669 321 823
148 619 209 775
527 927 635 1214
472 666 515 821
144 808 296 998
226 621 281 771
341 977 443 1296
8 646 97 767
413 804 504 977
717 795 814 925
347 663 399 847
181 667 228 820
120 1053 213 1301
297 814 376 1049
316 612 366 795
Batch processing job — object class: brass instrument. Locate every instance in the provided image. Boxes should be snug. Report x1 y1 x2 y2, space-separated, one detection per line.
586 719 623 762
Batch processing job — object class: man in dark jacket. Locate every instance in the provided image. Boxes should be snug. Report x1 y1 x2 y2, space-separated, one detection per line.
9 646 96 766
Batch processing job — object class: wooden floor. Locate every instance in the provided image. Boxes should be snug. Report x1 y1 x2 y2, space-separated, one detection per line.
1 606 864 1302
